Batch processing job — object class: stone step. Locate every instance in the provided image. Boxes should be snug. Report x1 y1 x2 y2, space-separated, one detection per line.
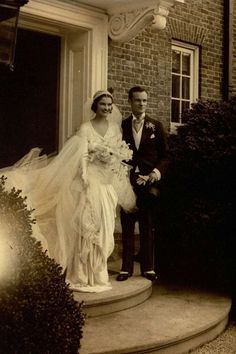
73 274 152 317
79 284 231 354
73 259 152 318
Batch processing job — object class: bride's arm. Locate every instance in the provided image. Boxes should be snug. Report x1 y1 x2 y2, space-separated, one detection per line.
76 123 89 186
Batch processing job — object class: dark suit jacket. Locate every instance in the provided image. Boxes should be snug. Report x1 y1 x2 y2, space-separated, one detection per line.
122 115 169 179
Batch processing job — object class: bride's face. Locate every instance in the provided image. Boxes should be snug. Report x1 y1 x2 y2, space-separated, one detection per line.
96 96 113 118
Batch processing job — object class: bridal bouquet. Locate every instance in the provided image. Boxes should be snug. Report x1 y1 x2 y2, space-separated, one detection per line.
87 139 136 209
87 139 132 168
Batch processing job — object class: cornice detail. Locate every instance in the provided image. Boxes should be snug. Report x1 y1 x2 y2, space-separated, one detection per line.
108 0 175 42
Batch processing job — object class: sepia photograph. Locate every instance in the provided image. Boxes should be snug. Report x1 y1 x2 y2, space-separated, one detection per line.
0 0 235 353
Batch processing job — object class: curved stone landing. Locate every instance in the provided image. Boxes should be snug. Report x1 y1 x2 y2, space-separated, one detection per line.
73 274 152 317
79 284 231 354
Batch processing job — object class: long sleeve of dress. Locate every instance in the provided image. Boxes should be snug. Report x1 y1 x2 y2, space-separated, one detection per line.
75 123 89 186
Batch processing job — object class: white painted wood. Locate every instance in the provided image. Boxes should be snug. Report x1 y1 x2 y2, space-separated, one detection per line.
19 0 108 147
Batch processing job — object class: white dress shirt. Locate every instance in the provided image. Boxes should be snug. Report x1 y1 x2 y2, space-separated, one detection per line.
132 114 161 181
132 113 145 150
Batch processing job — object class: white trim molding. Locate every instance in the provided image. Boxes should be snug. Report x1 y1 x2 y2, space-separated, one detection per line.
171 40 199 134
19 0 108 146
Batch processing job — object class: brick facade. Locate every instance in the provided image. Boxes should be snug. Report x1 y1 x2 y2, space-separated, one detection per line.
232 1 236 97
108 0 235 131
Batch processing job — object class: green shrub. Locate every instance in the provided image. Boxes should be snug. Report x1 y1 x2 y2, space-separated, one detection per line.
0 176 85 354
159 97 236 287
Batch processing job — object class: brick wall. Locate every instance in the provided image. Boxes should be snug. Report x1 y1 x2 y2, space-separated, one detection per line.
108 28 171 132
108 0 233 130
232 1 236 97
168 0 224 101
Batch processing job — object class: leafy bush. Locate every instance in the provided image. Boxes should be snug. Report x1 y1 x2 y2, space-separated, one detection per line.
158 97 236 288
0 176 85 354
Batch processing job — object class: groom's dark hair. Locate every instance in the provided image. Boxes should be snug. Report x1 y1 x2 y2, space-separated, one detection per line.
128 86 147 100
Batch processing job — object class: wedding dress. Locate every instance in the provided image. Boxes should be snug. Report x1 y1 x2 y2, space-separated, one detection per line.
1 120 136 292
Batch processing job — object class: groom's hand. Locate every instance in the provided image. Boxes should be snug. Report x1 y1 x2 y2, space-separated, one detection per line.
136 175 149 185
136 171 159 185
148 171 159 184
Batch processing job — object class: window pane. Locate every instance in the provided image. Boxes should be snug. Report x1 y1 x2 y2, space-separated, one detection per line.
182 77 190 99
172 74 180 98
182 52 190 75
182 101 190 123
171 99 180 123
172 50 180 73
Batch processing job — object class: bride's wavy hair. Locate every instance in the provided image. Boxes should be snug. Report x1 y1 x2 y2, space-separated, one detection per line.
91 91 114 113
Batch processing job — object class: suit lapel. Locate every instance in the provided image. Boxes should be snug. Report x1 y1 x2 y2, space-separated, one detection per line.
126 115 137 151
139 117 149 148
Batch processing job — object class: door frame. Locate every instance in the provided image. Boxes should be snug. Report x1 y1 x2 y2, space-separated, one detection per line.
19 0 108 148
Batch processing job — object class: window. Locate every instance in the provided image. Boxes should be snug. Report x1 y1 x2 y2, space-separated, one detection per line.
171 41 199 132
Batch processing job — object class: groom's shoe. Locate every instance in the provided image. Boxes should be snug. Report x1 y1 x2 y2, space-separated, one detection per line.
116 272 131 281
142 271 158 282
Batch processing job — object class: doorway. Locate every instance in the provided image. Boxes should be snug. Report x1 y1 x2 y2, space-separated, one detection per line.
0 0 108 167
0 28 60 167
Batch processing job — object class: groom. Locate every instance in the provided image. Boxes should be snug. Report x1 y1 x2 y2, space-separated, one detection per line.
117 86 168 282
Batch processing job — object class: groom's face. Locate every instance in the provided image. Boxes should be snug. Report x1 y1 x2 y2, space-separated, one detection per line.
129 91 148 117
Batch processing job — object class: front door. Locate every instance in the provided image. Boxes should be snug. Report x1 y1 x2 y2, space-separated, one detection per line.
0 28 60 167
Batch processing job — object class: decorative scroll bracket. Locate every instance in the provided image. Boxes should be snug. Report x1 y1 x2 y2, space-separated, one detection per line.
108 0 175 42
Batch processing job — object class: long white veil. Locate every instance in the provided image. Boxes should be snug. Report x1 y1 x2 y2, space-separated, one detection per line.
108 104 122 125
0 99 134 272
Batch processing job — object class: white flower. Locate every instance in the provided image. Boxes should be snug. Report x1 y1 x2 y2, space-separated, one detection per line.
145 122 156 131
87 139 132 167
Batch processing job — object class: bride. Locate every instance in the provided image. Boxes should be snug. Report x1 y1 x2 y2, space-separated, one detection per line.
2 90 136 293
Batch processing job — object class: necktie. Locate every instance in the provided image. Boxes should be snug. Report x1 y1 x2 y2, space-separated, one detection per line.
134 119 143 133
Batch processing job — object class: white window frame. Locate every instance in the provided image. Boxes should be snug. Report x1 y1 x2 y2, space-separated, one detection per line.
171 40 199 133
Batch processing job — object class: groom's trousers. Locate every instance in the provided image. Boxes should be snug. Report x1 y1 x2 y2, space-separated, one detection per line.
120 185 159 275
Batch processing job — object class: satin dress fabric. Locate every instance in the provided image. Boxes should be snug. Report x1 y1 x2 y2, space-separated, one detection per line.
1 121 135 292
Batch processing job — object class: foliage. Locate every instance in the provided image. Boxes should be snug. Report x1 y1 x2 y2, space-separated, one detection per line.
159 97 236 287
0 176 85 354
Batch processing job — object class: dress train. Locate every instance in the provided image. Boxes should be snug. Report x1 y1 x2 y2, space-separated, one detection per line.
1 122 136 292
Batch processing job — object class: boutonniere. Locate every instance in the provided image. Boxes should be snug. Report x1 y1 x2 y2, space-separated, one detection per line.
150 133 155 139
145 122 155 131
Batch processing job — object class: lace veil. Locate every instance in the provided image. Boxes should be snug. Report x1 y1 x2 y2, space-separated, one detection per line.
1 92 134 271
